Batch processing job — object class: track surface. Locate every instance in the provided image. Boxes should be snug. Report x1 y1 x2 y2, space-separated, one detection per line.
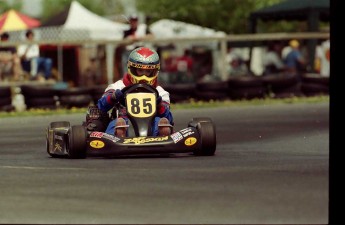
0 102 329 224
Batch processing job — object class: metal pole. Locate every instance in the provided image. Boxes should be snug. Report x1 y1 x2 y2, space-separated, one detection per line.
57 45 63 81
106 44 115 84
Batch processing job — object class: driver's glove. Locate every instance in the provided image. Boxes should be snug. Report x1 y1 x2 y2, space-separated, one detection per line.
111 89 124 103
157 97 170 117
156 96 162 105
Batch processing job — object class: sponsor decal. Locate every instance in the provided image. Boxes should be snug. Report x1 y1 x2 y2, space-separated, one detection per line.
54 135 63 141
123 136 168 145
90 132 120 143
90 132 103 138
179 127 195 137
185 137 197 146
54 143 63 153
90 140 105 149
170 132 183 143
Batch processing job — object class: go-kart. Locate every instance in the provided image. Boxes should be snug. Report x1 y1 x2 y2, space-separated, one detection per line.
46 83 216 158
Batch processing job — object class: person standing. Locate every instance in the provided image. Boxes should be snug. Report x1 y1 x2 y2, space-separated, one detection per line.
120 15 154 77
315 39 330 77
262 41 286 75
0 32 22 81
17 30 53 80
283 39 306 75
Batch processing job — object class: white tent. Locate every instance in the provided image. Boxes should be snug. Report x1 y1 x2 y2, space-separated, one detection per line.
62 1 129 40
150 19 226 80
7 0 129 42
149 19 226 38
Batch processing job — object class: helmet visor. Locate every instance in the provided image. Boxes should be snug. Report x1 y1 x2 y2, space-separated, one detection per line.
129 66 158 78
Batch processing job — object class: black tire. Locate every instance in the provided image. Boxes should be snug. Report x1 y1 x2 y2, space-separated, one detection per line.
196 81 228 92
57 87 92 96
261 73 299 88
301 83 329 96
0 97 12 106
20 85 57 97
228 76 263 88
92 86 107 105
169 93 192 103
59 95 92 108
301 73 329 86
271 83 303 98
50 121 71 128
228 86 266 100
68 125 87 159
162 83 196 95
191 117 212 123
0 104 15 112
193 121 216 156
25 97 57 109
194 90 228 101
0 86 11 98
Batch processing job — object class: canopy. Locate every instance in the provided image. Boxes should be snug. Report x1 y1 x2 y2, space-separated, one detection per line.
249 0 329 32
149 19 226 38
248 0 329 73
41 0 128 40
0 9 40 32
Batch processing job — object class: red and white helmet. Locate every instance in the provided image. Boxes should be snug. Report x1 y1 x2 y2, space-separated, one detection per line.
127 47 160 85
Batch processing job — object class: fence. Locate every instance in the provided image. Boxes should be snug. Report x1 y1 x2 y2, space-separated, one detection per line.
1 31 329 85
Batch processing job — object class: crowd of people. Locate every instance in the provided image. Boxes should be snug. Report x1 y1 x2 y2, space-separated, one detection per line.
1 21 329 84
226 38 330 79
0 30 53 82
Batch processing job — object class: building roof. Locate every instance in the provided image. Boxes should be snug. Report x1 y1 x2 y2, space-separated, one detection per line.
250 0 329 22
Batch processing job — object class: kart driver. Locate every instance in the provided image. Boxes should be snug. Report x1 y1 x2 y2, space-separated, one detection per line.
97 46 174 137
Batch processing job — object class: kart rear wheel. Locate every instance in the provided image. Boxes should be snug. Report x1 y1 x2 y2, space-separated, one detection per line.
47 121 71 158
50 121 70 128
194 121 216 156
191 117 212 123
68 125 87 159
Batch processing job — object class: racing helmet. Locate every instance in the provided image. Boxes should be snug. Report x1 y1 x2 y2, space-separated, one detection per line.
127 47 160 85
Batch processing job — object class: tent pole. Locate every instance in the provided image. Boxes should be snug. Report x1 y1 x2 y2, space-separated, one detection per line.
106 44 115 84
57 45 63 82
219 39 228 81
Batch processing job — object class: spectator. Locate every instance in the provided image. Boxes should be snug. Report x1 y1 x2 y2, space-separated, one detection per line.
81 57 102 87
226 47 249 77
262 41 286 75
17 30 53 80
120 15 154 76
283 39 306 75
170 49 194 83
315 39 330 77
0 32 22 81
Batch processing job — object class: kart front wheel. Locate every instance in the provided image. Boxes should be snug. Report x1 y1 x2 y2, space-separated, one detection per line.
194 121 216 156
68 125 87 159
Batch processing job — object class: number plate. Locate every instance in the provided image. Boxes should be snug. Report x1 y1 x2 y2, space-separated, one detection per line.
126 93 156 118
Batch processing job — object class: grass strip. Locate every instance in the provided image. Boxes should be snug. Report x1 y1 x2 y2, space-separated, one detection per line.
0 95 329 118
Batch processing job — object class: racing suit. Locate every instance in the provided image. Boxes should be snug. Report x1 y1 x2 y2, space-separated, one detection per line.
97 73 174 136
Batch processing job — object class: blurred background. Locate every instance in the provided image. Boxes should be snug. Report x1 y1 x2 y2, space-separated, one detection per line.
0 0 330 111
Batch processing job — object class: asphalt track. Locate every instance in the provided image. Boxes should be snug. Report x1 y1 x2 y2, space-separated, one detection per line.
0 102 329 224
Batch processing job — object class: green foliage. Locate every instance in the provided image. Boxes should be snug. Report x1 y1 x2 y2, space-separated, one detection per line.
40 0 124 22
136 0 282 34
0 0 23 13
0 95 329 118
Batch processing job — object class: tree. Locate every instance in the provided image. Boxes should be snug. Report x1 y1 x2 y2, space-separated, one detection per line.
0 0 23 13
136 0 282 34
40 0 124 22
